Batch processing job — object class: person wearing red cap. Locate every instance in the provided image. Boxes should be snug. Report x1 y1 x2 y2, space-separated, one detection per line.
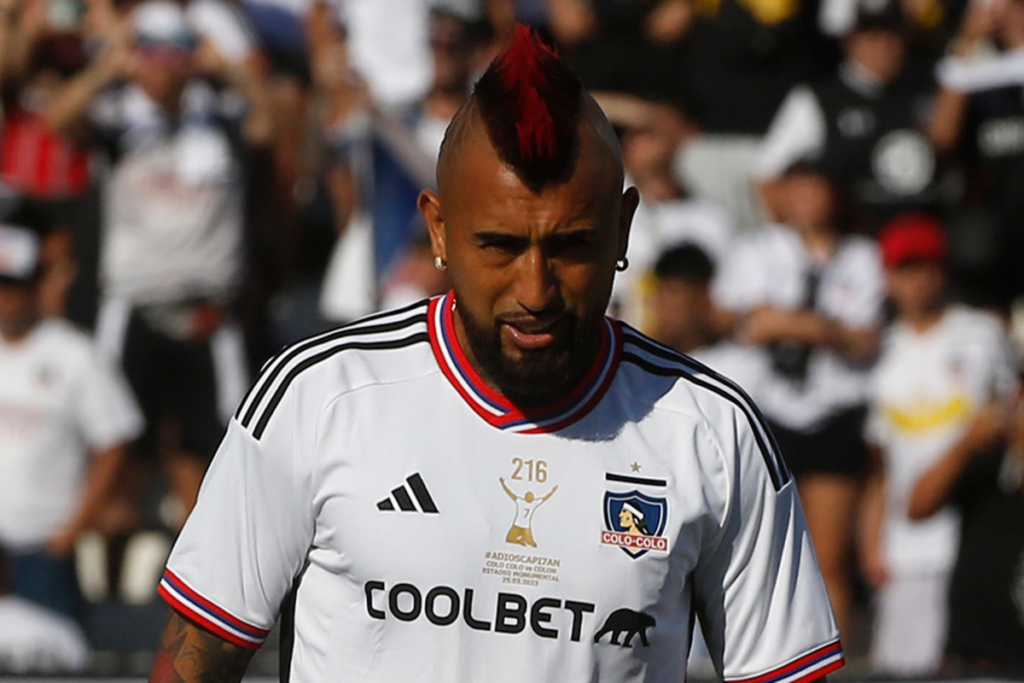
859 212 1019 675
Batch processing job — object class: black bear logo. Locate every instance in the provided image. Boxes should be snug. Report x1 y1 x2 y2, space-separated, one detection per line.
593 609 656 648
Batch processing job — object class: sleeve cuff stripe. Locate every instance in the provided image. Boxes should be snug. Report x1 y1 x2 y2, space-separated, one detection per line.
159 570 270 644
727 641 844 683
159 583 263 650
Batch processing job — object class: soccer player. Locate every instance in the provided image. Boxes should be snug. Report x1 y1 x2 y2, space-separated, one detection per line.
150 28 844 683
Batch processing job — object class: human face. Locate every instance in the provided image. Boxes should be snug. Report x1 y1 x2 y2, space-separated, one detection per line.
650 279 713 354
618 508 634 529
846 29 905 84
429 16 472 92
420 122 637 406
886 260 945 320
0 278 39 340
132 42 194 106
782 172 835 232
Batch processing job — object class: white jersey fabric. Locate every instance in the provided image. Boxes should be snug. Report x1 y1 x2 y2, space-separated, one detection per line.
714 224 884 430
867 306 1019 575
0 320 143 549
91 81 246 305
161 294 843 682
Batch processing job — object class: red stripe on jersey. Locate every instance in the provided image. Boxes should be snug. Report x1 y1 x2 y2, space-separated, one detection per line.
727 641 844 683
428 292 619 432
158 582 263 650
160 570 269 641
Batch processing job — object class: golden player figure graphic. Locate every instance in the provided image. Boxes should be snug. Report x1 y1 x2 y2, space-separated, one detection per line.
500 477 558 547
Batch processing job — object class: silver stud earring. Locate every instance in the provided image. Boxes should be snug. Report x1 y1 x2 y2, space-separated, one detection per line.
434 256 447 271
615 257 629 272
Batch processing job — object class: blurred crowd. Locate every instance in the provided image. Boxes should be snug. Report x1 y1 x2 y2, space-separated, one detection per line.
0 0 1023 676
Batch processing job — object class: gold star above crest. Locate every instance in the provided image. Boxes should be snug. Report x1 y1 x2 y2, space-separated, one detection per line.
630 462 641 473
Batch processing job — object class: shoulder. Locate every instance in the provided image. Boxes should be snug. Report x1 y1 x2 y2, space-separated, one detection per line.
948 305 1004 333
234 299 434 441
832 236 882 279
839 235 881 261
619 325 791 491
931 306 1006 351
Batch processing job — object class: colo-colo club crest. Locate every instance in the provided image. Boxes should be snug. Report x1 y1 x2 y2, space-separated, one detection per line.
602 491 668 559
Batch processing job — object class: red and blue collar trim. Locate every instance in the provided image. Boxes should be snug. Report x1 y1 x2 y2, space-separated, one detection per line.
428 292 621 434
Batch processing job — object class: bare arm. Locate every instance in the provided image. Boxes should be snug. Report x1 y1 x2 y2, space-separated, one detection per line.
857 448 889 589
45 48 126 137
541 484 559 502
740 307 880 362
149 611 255 683
499 477 517 500
195 41 278 147
907 405 1005 520
45 443 128 557
928 0 999 152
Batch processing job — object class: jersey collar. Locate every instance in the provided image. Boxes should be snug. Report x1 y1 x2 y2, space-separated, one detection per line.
428 292 621 434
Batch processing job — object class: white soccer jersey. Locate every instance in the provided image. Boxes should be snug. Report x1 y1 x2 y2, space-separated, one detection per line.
0 320 143 549
161 294 843 683
714 224 884 431
867 306 1019 575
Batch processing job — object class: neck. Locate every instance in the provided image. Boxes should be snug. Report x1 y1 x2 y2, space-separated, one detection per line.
1 320 38 344
843 59 888 91
794 222 837 260
903 303 946 333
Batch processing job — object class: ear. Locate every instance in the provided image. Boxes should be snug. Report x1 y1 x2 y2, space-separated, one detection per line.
617 186 640 261
418 189 447 264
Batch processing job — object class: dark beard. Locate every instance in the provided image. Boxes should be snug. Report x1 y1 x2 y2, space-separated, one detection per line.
459 307 603 407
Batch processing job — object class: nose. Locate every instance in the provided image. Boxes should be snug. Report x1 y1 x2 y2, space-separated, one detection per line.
515 247 559 314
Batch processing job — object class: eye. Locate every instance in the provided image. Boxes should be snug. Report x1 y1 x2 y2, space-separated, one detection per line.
547 230 597 257
475 233 528 254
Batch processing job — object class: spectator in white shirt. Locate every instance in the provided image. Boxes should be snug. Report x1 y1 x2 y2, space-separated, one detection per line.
0 221 142 622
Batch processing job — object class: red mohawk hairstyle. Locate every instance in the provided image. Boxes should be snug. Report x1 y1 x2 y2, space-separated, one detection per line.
472 26 583 190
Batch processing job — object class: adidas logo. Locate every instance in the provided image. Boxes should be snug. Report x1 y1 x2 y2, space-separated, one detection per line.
377 473 438 513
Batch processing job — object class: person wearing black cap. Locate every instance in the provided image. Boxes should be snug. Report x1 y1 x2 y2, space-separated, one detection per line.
0 222 142 623
757 5 940 232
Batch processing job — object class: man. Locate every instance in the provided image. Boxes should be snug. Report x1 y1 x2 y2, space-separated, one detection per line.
859 213 1018 675
150 28 843 683
0 221 142 622
756 6 938 231
46 0 273 521
645 243 766 395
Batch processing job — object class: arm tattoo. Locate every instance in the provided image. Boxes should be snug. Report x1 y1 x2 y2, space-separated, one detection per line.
149 611 255 683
